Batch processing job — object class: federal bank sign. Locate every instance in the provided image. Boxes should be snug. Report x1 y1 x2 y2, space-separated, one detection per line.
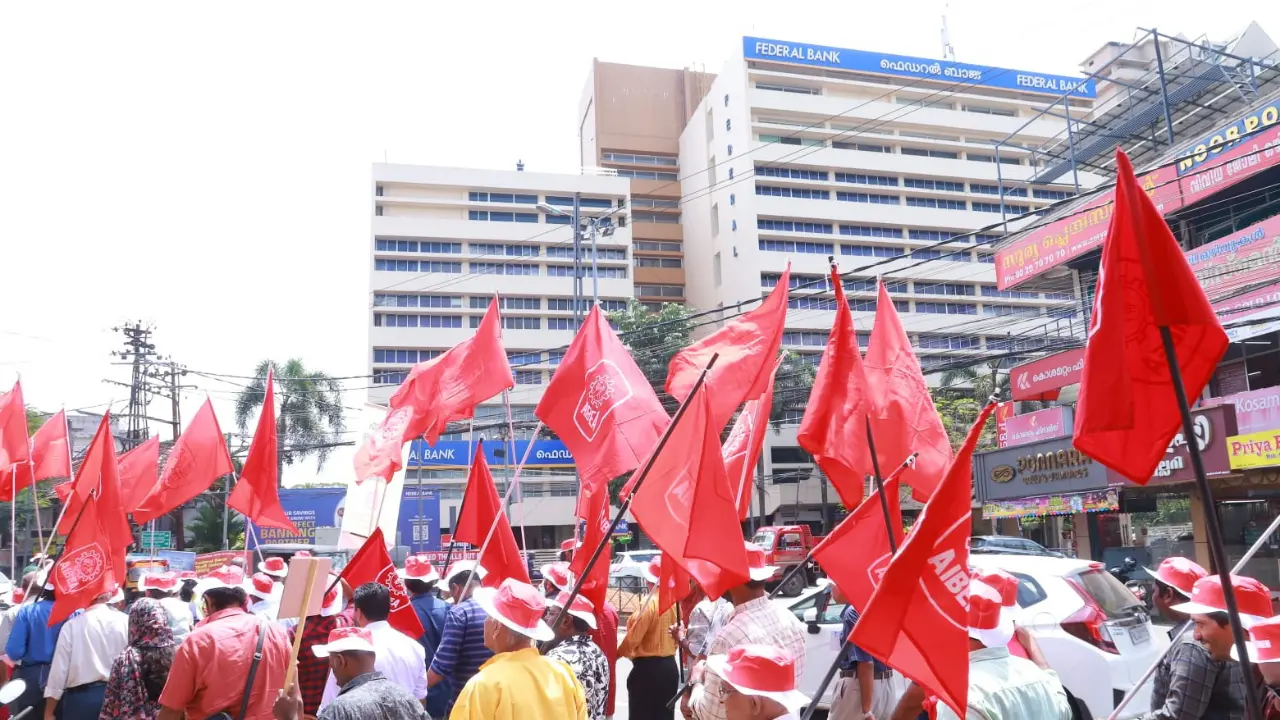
407 438 575 469
744 37 1096 99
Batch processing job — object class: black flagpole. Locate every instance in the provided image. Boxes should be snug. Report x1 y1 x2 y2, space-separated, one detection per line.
1159 326 1263 720
539 353 719 655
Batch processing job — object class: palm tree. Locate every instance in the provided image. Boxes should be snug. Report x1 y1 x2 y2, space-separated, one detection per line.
939 361 1011 402
186 494 244 553
234 359 346 484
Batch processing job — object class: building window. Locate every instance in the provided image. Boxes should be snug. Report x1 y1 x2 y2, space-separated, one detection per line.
614 169 678 181
918 335 981 350
633 212 680 224
903 178 965 192
981 286 1039 299
601 152 677 166
755 166 827 181
726 118 732 131
632 197 680 209
635 257 683 268
548 350 566 365
840 225 903 239
730 193 736 206
757 219 833 234
756 83 820 95
835 172 897 186
372 314 463 328
758 240 834 254
514 370 543 385
790 297 837 311
908 230 955 242
983 305 1040 317
915 302 977 315
470 243 505 255
910 248 970 262
468 210 538 222
375 205 383 216
963 105 1016 117
727 144 733 156
724 93 729 107
833 142 891 153
728 168 735 180
1033 188 1071 200
900 148 958 159
633 241 682 255
841 245 903 258
905 197 965 210
837 192 900 205
782 331 830 347
756 185 830 200
914 282 974 297
373 348 441 364
968 154 995 163
635 284 685 298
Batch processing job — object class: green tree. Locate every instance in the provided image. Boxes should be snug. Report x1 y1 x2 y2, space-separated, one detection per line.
610 300 694 409
185 493 244 553
234 359 346 483
938 361 1010 404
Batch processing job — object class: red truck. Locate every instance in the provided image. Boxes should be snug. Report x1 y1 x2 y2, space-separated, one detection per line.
749 525 824 596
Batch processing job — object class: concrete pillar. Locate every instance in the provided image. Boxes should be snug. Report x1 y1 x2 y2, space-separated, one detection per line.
1189 487 1214 570
999 518 1020 536
1072 513 1092 560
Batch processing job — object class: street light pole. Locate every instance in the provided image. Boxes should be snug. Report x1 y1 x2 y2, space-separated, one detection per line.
590 221 599 304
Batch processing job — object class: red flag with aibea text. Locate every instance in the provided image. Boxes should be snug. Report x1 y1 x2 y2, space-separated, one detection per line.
60 413 131 583
0 381 29 469
339 528 424 639
851 402 997 720
453 443 530 587
49 491 115 626
797 268 872 508
537 305 668 498
722 359 780 520
630 385 749 600
812 476 904 614
135 399 234 524
1074 149 1229 484
228 369 298 533
118 436 161 510
865 281 953 501
389 298 514 446
665 265 790 431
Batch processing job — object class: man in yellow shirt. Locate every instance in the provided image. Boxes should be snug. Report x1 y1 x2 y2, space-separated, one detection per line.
619 558 680 720
449 578 586 720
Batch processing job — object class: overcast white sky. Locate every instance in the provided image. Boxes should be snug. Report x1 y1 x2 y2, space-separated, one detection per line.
2 1 1276 484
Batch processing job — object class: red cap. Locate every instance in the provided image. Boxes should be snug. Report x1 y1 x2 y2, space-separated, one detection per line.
705 645 809 713
248 572 276 599
560 539 578 552
473 578 554 642
968 580 1004 631
398 556 440 583
177 571 198 581
549 591 598 629
312 627 376 657
1237 616 1280 664
1174 575 1274 625
138 571 180 594
1147 557 1207 598
258 557 289 578
642 557 664 585
744 543 777 582
540 562 574 592
972 568 1019 607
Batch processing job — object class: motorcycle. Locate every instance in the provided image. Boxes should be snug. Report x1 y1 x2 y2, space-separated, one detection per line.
1109 556 1138 584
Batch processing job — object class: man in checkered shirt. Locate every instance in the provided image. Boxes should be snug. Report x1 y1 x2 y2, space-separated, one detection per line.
682 543 806 720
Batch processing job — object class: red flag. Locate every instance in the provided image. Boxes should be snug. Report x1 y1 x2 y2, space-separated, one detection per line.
58 413 130 589
1074 149 1228 484
656 557 692 616
228 369 298 533
570 482 612 619
797 267 872 508
134 399 233 524
812 476 904 614
722 359 779 520
0 381 29 468
389 298 513 446
352 406 414 485
118 436 161 510
864 281 953 501
1 409 72 501
536 305 668 496
49 492 116 626
453 443 530 586
631 385 749 600
339 528 424 639
851 402 996 719
665 265 790 430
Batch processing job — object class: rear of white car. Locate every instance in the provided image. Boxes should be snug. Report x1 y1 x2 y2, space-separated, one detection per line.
971 555 1169 719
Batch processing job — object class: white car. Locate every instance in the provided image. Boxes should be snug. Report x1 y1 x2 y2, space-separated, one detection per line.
608 550 662 592
776 555 1167 718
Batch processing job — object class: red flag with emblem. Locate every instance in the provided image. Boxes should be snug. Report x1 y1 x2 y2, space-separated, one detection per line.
338 527 424 638
797 267 872 508
851 402 996 720
812 476 904 614
49 491 115 626
59 413 130 583
134 399 234 523
665 265 789 431
723 359 779 520
630 384 749 600
228 369 298 533
865 281 953 501
0 381 29 469
570 482 612 619
388 298 513 447
1073 149 1229 484
453 443 530 586
537 305 668 498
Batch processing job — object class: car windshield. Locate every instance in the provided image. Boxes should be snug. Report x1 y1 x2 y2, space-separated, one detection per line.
969 538 989 548
1075 568 1142 617
752 531 776 548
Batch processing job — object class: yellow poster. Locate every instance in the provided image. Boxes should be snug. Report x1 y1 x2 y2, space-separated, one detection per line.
1227 428 1280 470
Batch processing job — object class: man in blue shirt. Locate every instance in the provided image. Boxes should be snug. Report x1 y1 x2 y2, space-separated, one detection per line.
401 557 450 719
4 582 67 719
426 561 492 719
830 586 902 720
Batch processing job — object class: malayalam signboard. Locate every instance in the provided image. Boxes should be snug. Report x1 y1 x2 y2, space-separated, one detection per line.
1002 407 1072 448
1009 348 1085 401
1176 98 1280 207
1188 215 1280 306
194 551 251 577
1228 428 1280 470
1138 405 1237 485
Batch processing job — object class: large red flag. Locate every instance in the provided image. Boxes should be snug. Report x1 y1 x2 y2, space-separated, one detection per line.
851 402 996 719
536 305 668 496
864 281 953 501
0 381 29 469
631 385 749 600
722 359 780 520
352 406 414 485
1074 149 1228 484
797 268 872 508
228 369 298 533
3 409 72 501
388 298 513 446
453 443 530 586
665 265 790 430
339 528 424 639
118 436 161 510
58 413 130 589
134 399 233 524
812 476 904 614
570 482 612 620
49 492 116 626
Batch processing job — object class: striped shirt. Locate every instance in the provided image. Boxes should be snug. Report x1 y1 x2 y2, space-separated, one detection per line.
428 597 493 714
691 595 807 720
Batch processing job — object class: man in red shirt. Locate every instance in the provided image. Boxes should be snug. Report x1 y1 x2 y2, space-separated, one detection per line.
157 565 291 720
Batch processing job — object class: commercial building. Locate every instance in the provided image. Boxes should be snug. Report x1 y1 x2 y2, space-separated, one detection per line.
368 163 633 544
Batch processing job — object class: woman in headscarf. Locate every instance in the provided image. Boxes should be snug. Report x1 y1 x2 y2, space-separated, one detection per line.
99 598 177 720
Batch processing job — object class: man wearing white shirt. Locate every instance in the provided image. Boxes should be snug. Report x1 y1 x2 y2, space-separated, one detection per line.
43 590 128 720
319 582 427 710
139 571 193 643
